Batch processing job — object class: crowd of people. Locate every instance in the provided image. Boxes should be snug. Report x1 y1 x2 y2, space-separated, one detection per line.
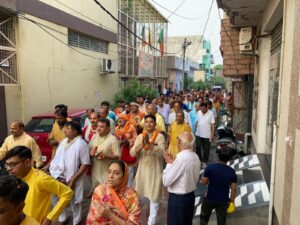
0 89 237 225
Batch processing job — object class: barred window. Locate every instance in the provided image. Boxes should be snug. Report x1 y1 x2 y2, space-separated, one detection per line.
68 29 108 54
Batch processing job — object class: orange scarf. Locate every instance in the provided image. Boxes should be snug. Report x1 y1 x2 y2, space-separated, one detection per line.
142 129 159 150
106 163 129 219
115 122 130 137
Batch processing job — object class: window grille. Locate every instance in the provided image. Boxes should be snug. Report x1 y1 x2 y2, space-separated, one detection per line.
68 30 108 54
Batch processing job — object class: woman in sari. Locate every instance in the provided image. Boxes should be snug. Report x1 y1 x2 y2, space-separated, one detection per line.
114 114 137 187
86 160 141 225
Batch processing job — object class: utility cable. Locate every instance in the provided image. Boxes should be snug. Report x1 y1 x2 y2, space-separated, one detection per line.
18 15 119 61
193 0 214 55
93 0 177 55
151 0 208 21
54 0 116 33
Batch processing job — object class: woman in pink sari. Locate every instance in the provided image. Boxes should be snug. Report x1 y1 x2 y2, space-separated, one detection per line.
86 160 141 225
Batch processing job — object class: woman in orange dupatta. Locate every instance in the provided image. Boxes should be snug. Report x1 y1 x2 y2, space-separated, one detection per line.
114 114 137 187
86 160 141 225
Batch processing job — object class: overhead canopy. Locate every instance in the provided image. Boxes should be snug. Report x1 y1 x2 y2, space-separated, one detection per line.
217 0 267 27
120 0 168 23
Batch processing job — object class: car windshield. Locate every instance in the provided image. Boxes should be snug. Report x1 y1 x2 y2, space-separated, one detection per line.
25 118 55 133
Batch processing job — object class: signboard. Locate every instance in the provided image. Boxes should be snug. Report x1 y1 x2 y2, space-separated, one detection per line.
139 51 153 77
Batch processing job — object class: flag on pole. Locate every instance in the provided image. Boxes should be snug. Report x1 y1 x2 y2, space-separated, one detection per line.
148 28 152 49
158 29 164 56
141 25 146 47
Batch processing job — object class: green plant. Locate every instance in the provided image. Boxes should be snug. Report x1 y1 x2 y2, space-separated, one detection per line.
113 79 157 106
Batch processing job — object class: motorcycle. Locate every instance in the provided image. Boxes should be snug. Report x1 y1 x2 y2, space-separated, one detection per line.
216 112 245 159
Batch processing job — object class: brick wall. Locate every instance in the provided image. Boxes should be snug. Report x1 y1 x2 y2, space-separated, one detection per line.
221 18 254 77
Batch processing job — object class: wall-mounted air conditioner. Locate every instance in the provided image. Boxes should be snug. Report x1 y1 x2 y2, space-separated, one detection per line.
101 59 116 74
239 27 252 51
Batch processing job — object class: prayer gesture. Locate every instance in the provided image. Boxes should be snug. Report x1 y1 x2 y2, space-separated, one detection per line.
143 133 150 145
96 204 112 219
164 151 174 164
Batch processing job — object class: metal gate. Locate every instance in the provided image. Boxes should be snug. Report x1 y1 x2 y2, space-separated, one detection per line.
265 21 282 155
0 15 17 85
232 80 249 136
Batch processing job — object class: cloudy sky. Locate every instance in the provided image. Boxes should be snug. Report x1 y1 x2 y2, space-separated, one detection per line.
149 0 223 64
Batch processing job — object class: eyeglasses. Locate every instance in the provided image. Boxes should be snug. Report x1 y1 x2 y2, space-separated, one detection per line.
4 160 26 169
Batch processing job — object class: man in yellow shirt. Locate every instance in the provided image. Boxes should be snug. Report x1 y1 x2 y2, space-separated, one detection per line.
139 104 166 133
0 175 40 225
42 108 70 171
0 121 43 168
168 110 192 158
5 146 73 225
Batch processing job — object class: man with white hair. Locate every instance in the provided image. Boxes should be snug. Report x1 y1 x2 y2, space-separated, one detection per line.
163 131 201 225
139 104 166 132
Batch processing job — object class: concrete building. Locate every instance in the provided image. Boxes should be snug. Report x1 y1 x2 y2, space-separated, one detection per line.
0 0 120 142
166 55 200 92
118 0 168 90
167 35 214 90
217 0 300 224
0 0 168 143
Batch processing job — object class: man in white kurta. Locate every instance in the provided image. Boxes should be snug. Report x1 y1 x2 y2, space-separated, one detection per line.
88 118 120 188
49 121 90 225
130 114 166 225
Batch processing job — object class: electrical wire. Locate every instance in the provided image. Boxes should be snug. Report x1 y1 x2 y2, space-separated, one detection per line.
92 0 176 56
54 0 116 33
18 15 119 61
151 0 208 21
217 8 238 75
193 0 214 55
166 0 188 20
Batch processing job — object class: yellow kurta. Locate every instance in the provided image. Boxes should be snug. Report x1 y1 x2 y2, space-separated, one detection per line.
23 168 73 223
168 122 192 158
0 133 43 167
48 119 71 157
88 133 121 188
139 113 166 132
130 132 166 203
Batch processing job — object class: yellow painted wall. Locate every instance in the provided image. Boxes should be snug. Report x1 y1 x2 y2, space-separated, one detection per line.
5 0 119 125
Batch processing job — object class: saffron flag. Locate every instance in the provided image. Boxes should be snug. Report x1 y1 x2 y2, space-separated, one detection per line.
158 29 164 56
148 28 152 49
141 25 146 47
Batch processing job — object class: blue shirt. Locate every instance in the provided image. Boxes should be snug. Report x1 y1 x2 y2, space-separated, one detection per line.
204 163 237 203
189 110 197 133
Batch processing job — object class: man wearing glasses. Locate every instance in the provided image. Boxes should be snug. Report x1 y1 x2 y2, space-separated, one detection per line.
4 145 73 225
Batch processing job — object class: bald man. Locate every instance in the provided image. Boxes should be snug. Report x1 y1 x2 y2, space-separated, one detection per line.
163 132 201 225
0 121 43 168
139 104 166 132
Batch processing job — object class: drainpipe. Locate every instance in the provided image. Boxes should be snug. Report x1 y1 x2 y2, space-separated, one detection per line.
244 132 252 154
268 122 278 225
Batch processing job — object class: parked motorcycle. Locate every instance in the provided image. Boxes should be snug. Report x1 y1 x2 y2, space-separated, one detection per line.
216 112 245 159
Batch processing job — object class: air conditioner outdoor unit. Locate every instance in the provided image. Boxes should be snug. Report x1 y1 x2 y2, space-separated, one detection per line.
102 59 116 73
239 27 252 51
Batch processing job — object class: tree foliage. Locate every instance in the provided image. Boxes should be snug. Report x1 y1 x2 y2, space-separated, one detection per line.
113 79 157 106
213 64 223 70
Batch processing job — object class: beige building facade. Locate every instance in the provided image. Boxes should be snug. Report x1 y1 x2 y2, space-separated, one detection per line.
0 0 119 140
218 0 300 224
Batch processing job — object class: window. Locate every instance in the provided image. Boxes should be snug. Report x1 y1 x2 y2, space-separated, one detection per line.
68 30 108 54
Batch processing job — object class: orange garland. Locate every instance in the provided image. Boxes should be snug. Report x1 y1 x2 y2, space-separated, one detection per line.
115 121 131 137
142 129 159 150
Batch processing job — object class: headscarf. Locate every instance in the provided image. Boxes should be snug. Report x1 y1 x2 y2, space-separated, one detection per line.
112 161 129 191
118 113 129 121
